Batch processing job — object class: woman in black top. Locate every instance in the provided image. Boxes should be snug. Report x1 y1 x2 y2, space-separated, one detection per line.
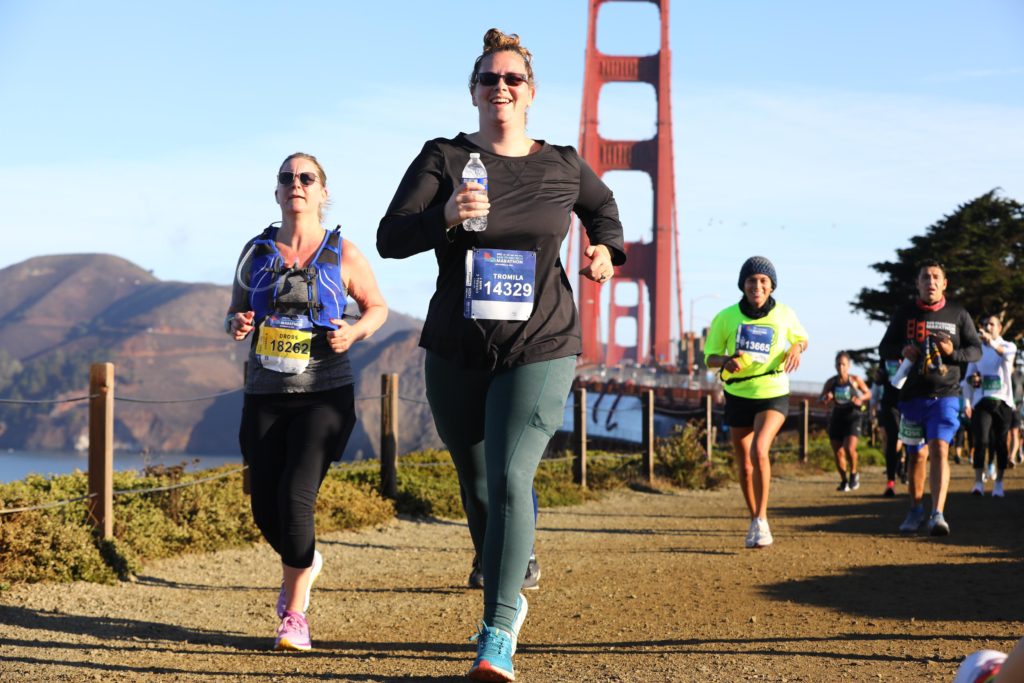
377 28 625 681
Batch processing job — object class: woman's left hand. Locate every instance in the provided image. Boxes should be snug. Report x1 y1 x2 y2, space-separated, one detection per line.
784 343 804 373
580 244 614 284
327 319 357 353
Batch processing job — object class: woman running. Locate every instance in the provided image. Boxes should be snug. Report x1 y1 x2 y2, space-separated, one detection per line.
705 256 808 548
226 152 388 651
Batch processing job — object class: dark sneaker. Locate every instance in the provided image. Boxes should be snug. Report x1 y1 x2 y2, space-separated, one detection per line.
898 506 926 533
883 480 895 497
848 473 860 490
927 511 950 536
468 555 484 590
521 555 541 591
837 480 850 492
468 624 515 682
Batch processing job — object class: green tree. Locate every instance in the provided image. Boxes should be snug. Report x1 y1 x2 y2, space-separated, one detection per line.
851 189 1024 339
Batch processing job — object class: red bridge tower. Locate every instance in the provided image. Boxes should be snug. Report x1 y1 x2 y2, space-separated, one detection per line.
577 0 679 367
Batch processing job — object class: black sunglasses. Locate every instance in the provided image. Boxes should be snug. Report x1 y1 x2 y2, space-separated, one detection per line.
477 71 529 87
277 171 319 187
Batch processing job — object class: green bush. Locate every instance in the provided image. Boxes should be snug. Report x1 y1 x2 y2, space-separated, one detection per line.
655 423 735 489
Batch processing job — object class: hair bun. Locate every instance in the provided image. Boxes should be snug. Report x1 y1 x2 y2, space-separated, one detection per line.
483 28 520 51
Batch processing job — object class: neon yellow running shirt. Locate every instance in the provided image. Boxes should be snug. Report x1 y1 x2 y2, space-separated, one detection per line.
704 302 808 399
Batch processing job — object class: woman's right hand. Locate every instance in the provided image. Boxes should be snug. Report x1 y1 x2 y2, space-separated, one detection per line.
228 311 255 340
443 181 490 228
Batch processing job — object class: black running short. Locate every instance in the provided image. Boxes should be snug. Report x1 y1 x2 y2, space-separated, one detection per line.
723 393 790 428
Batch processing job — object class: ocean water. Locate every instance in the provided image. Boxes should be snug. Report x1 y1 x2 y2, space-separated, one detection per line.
0 450 243 484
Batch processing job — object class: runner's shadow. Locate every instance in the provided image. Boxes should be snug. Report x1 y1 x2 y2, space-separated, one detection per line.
0 605 263 650
760 560 1024 622
773 490 1024 557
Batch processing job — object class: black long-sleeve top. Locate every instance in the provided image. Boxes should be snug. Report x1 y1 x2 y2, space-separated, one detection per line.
377 133 626 371
878 299 982 400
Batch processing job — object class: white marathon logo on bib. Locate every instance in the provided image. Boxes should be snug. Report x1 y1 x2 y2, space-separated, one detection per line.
256 314 313 374
464 248 536 321
735 324 775 364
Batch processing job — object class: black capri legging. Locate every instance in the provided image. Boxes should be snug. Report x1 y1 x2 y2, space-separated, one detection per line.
877 402 901 482
240 385 356 568
970 398 1013 473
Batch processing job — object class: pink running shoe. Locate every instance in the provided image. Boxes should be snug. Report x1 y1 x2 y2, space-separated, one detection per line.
276 550 323 618
274 610 311 651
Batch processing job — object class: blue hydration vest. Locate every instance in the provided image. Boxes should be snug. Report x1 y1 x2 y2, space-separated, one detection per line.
248 225 346 329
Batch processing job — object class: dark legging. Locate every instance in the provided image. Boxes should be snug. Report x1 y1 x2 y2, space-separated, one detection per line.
878 402 901 482
970 398 1012 472
240 385 356 568
425 352 575 633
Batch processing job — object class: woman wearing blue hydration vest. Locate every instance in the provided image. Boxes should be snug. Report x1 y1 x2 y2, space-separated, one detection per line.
226 152 388 652
378 28 625 681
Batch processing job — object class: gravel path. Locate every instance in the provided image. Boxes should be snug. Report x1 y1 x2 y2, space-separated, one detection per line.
1 464 1021 682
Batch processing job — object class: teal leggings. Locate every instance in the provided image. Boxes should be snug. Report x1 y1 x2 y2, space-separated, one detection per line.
425 352 576 632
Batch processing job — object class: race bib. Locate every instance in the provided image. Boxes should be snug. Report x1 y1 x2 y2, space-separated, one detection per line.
464 248 536 321
898 416 925 446
982 375 1002 392
735 324 775 364
255 314 313 374
834 385 852 404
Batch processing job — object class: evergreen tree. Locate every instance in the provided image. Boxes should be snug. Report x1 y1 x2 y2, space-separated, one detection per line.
852 189 1024 339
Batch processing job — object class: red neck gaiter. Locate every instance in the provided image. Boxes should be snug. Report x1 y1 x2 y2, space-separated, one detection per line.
916 297 946 312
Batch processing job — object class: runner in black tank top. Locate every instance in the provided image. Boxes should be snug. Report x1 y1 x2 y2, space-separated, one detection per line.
820 351 870 491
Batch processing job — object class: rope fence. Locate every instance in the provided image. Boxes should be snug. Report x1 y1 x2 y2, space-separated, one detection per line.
0 362 813 533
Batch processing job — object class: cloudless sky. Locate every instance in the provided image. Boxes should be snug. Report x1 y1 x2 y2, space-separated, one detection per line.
2 1 1023 382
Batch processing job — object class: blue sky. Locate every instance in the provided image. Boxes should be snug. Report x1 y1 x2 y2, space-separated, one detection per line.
2 1 1022 383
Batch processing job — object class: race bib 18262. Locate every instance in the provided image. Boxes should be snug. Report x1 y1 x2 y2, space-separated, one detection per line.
464 248 536 321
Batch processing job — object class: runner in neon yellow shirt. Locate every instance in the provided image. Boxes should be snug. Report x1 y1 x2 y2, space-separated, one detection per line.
704 256 808 548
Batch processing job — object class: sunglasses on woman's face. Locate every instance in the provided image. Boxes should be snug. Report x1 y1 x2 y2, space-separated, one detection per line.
477 71 529 87
277 171 319 187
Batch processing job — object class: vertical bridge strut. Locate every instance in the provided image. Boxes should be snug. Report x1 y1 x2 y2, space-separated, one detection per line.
577 0 677 367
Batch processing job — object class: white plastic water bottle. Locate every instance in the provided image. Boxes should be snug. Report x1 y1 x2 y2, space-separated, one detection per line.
461 153 488 232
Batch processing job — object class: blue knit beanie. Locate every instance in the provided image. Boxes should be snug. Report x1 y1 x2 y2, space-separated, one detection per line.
738 256 777 291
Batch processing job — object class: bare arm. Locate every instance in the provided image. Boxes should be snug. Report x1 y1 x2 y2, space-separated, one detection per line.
327 239 388 353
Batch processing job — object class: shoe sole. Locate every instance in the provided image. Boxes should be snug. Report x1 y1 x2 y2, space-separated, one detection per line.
468 660 515 682
277 550 323 618
929 523 950 537
274 638 311 652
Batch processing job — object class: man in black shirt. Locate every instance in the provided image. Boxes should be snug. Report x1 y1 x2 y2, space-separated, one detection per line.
879 260 982 536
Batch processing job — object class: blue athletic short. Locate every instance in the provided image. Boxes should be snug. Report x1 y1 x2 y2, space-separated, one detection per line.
898 396 960 449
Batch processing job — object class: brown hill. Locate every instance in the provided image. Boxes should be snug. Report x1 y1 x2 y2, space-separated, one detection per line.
0 254 440 459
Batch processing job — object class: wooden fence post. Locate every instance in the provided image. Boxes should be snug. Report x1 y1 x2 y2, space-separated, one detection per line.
799 399 809 463
705 394 713 463
380 373 399 499
641 390 654 483
88 362 114 539
573 387 587 488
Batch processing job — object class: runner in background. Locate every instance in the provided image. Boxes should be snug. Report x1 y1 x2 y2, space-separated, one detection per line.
879 260 982 536
872 361 905 496
962 314 1017 497
820 351 870 492
705 256 808 549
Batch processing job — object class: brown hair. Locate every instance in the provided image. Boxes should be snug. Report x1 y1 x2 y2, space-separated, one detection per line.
468 28 535 91
279 152 330 223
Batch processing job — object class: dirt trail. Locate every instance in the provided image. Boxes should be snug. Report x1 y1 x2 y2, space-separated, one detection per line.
1 464 1021 682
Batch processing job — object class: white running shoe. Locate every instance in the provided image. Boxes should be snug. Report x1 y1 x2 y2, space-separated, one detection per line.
754 518 773 548
744 518 758 548
992 481 1005 498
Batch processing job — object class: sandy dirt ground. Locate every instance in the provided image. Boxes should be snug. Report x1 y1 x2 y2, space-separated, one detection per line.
0 463 1021 682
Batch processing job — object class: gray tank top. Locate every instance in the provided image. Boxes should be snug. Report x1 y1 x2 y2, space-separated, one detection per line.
245 269 354 394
